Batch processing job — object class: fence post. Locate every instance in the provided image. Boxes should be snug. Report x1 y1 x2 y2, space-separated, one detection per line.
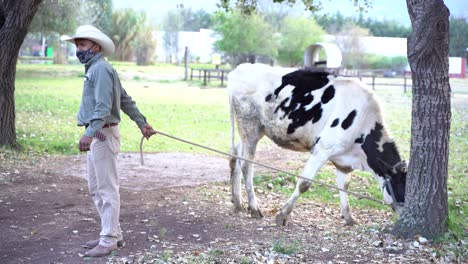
184 46 189 81
221 71 225 87
203 70 207 86
404 76 407 93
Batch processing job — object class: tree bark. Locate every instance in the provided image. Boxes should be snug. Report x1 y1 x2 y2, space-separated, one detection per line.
392 0 450 238
0 0 43 147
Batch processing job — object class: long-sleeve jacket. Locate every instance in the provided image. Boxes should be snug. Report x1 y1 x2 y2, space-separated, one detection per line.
77 52 147 137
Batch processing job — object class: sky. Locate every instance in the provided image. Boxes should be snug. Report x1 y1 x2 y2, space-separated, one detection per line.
113 0 468 26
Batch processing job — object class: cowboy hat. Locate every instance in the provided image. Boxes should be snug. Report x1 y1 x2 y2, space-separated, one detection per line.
60 25 115 56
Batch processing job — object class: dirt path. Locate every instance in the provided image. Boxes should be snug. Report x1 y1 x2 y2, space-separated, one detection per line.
63 152 232 191
0 146 449 263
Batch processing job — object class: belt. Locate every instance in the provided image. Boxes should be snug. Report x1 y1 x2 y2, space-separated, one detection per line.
84 123 118 128
103 123 118 128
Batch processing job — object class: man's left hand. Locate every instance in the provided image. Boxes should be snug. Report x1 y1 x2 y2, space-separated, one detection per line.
141 124 157 139
79 135 93 151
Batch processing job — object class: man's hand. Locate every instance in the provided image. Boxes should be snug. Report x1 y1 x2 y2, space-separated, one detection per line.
79 135 93 152
141 124 157 139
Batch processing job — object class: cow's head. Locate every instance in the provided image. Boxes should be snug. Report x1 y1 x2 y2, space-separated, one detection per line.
379 159 407 212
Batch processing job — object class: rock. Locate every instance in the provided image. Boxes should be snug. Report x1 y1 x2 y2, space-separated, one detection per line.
373 240 383 247
418 237 428 244
384 235 394 246
384 246 399 253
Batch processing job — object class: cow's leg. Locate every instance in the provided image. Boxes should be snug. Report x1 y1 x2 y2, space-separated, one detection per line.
276 154 327 226
230 97 263 218
241 141 263 218
230 143 244 213
336 169 356 226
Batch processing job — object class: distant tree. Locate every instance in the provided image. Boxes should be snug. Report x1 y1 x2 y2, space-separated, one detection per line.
109 8 146 61
257 0 304 31
212 10 278 66
132 20 157 66
314 12 351 34
30 0 114 40
76 0 113 32
162 9 183 63
0 0 43 147
180 8 212 31
315 12 411 38
359 18 411 38
29 0 77 34
28 0 77 63
335 23 370 69
449 16 468 57
277 16 325 66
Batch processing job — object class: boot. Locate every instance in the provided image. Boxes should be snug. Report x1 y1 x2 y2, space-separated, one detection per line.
84 244 117 257
83 239 124 249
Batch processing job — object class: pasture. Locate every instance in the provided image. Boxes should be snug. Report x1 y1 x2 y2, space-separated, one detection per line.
0 63 466 263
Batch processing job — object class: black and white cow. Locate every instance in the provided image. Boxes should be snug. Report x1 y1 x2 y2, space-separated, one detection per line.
228 63 407 226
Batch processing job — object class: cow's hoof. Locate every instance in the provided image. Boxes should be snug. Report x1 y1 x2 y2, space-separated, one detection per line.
233 205 244 214
344 218 357 226
275 214 288 226
250 208 264 219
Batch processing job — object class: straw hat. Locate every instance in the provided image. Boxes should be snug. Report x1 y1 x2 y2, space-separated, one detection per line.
60 25 115 56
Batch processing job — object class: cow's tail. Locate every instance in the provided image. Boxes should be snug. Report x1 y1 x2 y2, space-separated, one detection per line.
228 94 238 175
228 93 244 206
229 94 235 154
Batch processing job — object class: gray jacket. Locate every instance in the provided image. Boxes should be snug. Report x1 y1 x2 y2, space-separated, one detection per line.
77 52 147 137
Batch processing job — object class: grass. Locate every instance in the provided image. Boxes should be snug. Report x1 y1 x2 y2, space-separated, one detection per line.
9 63 468 241
14 63 230 154
272 237 301 255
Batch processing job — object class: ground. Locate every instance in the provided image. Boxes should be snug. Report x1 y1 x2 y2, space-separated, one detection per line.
0 145 460 264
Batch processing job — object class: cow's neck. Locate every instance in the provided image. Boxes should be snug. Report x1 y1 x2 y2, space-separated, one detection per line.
361 122 402 178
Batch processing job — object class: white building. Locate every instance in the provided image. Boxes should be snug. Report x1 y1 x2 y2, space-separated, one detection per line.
154 29 217 63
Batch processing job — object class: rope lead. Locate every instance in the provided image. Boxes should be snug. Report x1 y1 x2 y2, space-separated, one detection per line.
140 130 388 206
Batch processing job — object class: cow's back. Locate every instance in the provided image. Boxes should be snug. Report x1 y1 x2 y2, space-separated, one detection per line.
228 63 383 152
227 63 295 98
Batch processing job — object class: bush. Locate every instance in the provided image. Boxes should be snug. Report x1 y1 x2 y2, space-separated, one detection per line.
363 54 408 70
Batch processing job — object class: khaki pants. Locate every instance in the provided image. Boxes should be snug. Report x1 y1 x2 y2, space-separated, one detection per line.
86 126 123 247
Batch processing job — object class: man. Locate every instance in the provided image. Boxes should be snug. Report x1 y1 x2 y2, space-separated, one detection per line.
61 25 156 257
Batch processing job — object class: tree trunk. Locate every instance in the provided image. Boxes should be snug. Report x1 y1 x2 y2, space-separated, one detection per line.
0 0 43 147
392 0 451 239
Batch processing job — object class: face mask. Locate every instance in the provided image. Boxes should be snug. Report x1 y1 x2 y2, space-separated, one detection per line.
76 45 96 64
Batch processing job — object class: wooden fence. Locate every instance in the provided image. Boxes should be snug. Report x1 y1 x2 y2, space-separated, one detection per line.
189 67 467 93
345 75 413 93
190 68 231 86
